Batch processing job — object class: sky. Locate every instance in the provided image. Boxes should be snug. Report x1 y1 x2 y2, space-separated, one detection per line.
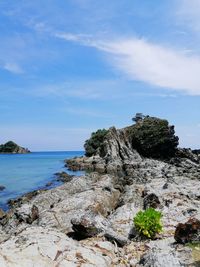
1 0 200 151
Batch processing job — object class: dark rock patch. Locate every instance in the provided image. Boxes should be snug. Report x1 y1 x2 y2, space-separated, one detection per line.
143 193 161 209
71 216 103 239
174 218 200 244
55 172 73 183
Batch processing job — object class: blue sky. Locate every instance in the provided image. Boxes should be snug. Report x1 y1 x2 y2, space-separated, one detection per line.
1 0 200 150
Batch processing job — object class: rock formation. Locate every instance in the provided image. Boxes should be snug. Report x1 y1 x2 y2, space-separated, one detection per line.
0 141 30 154
0 115 200 266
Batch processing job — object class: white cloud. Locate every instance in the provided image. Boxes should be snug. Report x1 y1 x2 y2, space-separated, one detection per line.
55 33 200 95
3 62 24 74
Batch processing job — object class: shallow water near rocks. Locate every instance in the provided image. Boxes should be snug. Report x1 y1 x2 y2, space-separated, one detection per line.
0 151 84 210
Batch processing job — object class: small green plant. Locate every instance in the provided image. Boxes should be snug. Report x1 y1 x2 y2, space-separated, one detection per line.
133 208 163 238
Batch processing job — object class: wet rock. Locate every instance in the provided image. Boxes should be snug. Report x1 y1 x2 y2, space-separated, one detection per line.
174 218 200 244
55 171 73 183
0 185 6 191
45 181 54 187
8 189 46 208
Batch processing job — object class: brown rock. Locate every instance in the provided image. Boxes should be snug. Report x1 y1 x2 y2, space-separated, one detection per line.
174 218 200 244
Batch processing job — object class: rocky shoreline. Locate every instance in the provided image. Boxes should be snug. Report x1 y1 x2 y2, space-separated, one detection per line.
0 116 200 266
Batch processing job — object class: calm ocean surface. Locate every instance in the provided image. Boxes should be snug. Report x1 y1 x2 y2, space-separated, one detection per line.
0 151 84 210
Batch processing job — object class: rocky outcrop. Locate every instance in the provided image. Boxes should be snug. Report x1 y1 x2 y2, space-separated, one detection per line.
66 117 200 180
0 141 30 154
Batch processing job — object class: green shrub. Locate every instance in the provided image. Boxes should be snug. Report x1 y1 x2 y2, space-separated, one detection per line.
133 208 163 238
84 129 108 157
129 116 179 159
0 141 19 153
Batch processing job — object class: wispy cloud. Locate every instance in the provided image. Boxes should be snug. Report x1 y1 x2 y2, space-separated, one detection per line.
3 62 24 74
55 32 200 95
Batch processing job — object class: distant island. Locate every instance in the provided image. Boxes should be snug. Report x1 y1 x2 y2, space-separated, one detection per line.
0 141 30 154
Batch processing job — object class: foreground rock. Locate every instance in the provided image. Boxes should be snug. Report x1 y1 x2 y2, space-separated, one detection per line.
0 141 30 154
0 226 116 267
1 162 200 266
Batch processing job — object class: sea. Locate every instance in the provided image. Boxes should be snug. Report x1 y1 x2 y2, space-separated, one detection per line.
0 151 84 210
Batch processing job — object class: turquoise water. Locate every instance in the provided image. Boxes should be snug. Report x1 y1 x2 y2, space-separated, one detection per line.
0 151 84 210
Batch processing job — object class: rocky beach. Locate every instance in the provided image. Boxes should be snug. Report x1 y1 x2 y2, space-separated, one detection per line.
0 116 200 266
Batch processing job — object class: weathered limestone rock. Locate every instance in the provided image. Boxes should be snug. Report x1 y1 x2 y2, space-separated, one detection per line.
3 174 121 239
0 226 116 267
138 238 193 267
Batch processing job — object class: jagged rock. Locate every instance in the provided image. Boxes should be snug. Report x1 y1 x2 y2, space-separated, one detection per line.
174 218 200 244
66 117 200 183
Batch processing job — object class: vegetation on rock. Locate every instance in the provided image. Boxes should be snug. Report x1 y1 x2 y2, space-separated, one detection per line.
129 116 179 159
84 129 108 157
0 141 30 153
133 208 163 238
